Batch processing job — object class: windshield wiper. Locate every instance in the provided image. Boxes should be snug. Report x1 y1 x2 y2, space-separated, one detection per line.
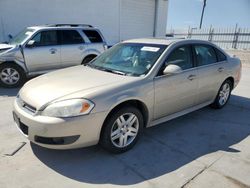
102 68 126 75
86 64 127 76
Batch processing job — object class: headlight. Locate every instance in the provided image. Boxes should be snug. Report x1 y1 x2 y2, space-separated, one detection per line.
0 48 11 54
41 99 95 118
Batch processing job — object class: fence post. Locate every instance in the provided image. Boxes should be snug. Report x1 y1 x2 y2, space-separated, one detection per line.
208 26 214 42
187 27 191 38
232 24 240 49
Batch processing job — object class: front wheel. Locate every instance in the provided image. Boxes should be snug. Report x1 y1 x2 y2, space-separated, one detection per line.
100 106 144 153
211 80 232 109
0 64 26 88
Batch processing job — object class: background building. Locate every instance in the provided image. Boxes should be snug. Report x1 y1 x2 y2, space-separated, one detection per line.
0 0 168 45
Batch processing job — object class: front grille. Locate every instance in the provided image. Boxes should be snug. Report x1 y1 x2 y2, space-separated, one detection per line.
23 103 36 113
17 97 36 114
35 135 80 145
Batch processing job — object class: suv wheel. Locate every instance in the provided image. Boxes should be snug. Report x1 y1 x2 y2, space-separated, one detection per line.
100 106 143 153
0 64 26 88
82 55 96 65
211 79 232 109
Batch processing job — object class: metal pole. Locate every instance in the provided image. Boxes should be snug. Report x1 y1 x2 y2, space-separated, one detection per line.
199 0 207 29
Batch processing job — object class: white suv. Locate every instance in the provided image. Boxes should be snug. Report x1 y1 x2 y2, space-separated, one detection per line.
0 24 107 87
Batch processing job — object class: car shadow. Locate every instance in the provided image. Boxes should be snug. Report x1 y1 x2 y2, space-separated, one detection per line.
29 94 250 185
0 87 20 97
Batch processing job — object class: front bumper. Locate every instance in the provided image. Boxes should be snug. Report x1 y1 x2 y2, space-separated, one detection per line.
13 99 108 149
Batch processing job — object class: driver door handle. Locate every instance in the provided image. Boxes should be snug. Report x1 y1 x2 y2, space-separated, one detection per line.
49 48 57 54
188 74 196 81
218 67 224 72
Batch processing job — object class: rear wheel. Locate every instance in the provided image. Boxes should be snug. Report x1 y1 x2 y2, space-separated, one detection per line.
211 80 232 109
100 106 143 153
0 64 26 88
82 55 96 65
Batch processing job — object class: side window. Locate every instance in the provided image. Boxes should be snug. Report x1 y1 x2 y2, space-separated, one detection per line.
166 46 193 70
32 30 58 46
60 30 84 45
83 30 103 43
194 45 217 66
215 48 227 62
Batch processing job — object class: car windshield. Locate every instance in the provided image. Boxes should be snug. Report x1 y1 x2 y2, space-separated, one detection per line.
88 43 167 76
9 28 35 45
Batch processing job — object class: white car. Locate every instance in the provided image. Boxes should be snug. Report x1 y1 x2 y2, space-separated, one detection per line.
0 24 107 87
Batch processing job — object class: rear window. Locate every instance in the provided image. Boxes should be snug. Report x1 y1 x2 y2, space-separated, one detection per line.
194 45 217 66
60 30 84 45
215 48 227 62
83 30 103 43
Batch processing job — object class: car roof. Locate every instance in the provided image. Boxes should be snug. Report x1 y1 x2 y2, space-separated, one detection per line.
27 24 96 30
123 38 215 46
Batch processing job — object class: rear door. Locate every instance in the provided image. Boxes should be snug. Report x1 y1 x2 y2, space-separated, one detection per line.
23 30 61 72
154 45 198 119
82 29 106 53
59 29 86 68
193 44 228 105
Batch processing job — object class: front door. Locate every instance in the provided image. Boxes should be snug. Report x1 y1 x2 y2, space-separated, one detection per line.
154 45 198 120
23 30 61 72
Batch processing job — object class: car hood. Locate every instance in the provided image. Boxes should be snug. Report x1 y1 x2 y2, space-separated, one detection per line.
0 43 15 50
19 66 138 110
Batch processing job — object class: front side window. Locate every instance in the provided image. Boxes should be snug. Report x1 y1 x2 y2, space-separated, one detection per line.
32 30 58 46
88 43 167 76
83 30 103 43
166 46 193 70
60 30 84 45
194 45 217 66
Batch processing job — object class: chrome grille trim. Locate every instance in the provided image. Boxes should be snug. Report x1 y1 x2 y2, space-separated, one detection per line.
16 97 37 115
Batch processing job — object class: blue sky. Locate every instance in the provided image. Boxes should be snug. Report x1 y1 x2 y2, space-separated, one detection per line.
167 0 250 29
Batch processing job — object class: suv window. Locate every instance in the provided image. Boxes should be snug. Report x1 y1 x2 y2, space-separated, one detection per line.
215 48 227 62
32 30 58 46
166 46 193 70
83 30 103 43
194 45 217 66
60 30 84 45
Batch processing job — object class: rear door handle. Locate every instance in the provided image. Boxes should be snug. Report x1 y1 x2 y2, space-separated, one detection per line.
188 74 196 81
49 48 57 54
218 67 224 72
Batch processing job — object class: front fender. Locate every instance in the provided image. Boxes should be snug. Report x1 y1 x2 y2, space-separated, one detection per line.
0 46 27 73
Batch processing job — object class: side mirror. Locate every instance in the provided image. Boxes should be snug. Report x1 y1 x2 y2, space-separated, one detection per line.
26 40 35 48
163 64 183 75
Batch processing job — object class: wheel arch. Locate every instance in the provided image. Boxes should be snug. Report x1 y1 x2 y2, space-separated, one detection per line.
81 54 98 64
100 99 149 138
0 61 26 73
225 76 234 88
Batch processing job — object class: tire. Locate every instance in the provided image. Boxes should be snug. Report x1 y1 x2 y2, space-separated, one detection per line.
82 55 96 65
0 63 26 88
211 79 232 109
100 106 144 153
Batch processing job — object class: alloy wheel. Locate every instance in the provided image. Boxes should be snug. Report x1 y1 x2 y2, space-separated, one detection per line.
0 68 20 85
110 113 139 148
218 82 231 106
